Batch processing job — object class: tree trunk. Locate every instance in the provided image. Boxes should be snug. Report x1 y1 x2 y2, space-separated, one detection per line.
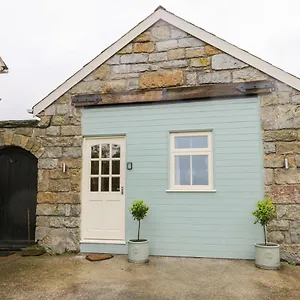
264 225 267 245
138 220 140 241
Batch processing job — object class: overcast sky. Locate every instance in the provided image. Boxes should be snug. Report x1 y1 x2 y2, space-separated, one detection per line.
1 0 300 120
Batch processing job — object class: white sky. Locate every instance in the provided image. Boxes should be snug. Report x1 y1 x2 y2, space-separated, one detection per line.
1 0 300 120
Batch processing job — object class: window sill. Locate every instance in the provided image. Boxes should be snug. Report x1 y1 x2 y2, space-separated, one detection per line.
166 189 217 193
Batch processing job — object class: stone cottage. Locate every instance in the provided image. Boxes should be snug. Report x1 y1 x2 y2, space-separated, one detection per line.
0 7 299 261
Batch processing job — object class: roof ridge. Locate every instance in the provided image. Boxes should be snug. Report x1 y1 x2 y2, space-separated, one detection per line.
155 5 166 11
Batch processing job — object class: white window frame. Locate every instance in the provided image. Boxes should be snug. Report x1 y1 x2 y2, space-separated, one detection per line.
169 131 214 191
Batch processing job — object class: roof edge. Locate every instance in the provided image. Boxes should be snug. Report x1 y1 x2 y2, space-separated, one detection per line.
32 7 300 115
32 9 162 115
0 57 8 73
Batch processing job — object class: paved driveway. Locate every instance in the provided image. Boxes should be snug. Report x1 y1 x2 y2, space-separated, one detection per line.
0 254 300 300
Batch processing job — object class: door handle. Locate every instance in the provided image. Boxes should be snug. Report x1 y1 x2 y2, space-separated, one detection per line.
121 186 124 195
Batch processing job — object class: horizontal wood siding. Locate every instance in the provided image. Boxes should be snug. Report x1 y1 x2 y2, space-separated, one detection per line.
81 97 264 259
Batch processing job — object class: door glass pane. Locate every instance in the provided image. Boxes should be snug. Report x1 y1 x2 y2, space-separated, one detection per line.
90 177 99 192
101 177 109 192
112 177 120 192
91 145 99 158
175 137 190 149
175 155 190 185
101 144 110 158
191 136 208 148
112 160 120 175
192 155 209 185
91 161 99 175
112 144 120 158
101 161 109 175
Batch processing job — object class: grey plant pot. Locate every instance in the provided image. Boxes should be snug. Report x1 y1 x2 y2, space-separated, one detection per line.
128 239 149 263
254 243 280 270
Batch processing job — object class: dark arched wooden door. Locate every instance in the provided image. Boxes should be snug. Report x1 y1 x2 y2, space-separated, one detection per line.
0 146 37 249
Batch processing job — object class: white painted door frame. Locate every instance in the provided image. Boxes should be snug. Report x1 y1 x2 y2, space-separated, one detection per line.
81 136 126 244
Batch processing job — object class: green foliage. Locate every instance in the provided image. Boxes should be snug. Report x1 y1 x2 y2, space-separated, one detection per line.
129 200 149 221
252 197 276 245
252 197 276 226
129 200 149 241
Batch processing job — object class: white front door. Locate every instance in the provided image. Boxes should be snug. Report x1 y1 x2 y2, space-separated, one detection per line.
82 137 126 242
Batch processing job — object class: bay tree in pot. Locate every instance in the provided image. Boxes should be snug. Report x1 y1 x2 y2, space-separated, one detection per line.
252 197 280 270
128 200 149 263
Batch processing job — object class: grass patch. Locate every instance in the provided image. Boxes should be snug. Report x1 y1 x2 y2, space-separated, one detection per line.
21 245 46 256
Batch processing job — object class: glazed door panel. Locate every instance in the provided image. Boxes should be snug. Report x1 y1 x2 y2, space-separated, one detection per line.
82 138 126 242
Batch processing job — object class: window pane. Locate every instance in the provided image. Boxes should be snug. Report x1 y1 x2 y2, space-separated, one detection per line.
101 177 109 192
91 145 99 158
112 160 120 175
101 144 110 158
191 136 208 148
101 161 109 175
112 177 120 192
175 136 208 149
112 144 120 158
175 137 190 149
91 161 99 175
175 155 190 185
90 177 99 192
192 155 209 185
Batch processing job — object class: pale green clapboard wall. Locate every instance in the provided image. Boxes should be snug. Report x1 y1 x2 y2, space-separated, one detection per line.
81 97 264 259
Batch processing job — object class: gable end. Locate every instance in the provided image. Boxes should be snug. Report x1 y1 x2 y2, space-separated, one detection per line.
32 7 300 115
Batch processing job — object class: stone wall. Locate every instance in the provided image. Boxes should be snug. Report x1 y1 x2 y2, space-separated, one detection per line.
72 21 269 96
0 20 299 260
261 86 300 263
0 98 82 254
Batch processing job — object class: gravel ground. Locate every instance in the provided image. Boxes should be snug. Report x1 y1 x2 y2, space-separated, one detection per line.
0 253 299 300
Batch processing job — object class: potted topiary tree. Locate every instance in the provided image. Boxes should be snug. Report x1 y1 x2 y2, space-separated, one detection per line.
252 197 280 270
128 200 149 263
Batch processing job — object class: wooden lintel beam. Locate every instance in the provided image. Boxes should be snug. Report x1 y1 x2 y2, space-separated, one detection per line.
72 80 274 107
